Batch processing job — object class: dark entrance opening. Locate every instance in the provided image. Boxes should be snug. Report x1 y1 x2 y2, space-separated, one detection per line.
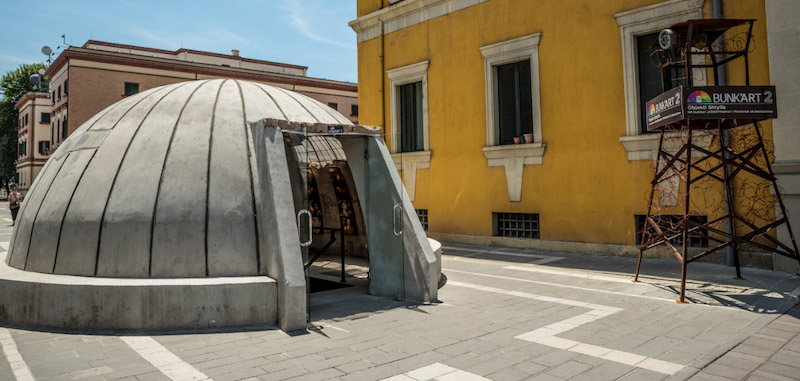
283 133 375 317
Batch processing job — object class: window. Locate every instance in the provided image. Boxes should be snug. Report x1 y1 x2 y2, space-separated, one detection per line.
24 114 28 125
62 116 68 139
57 119 61 141
328 102 338 111
416 209 428 231
615 0 704 159
399 81 424 152
51 122 54 144
58 85 61 100
41 112 50 124
480 33 542 147
64 79 68 95
124 82 140 96
636 33 685 133
493 212 539 239
387 61 429 154
52 91 55 104
386 61 431 203
496 60 533 145
480 33 545 202
39 141 50 155
635 215 708 248
351 104 359 116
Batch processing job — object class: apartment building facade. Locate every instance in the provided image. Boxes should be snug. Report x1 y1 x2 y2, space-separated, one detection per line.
350 0 800 272
17 40 359 189
14 92 52 189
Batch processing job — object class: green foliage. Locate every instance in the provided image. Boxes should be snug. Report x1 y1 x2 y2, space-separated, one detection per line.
0 63 48 191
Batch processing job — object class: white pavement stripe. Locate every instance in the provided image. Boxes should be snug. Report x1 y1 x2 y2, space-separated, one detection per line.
448 281 685 376
0 241 8 252
445 268 676 303
121 336 211 381
0 328 34 381
442 246 564 265
324 324 349 333
383 362 491 381
504 265 635 284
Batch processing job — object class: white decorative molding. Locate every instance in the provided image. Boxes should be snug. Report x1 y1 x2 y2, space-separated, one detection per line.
391 150 432 202
349 0 488 43
387 60 430 155
773 162 800 196
619 130 714 161
482 143 546 202
480 33 543 147
619 134 663 161
615 0 705 158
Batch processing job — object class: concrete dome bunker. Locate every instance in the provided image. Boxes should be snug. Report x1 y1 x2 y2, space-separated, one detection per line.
0 79 440 332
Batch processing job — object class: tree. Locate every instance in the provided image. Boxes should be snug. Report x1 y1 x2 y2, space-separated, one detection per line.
0 63 48 194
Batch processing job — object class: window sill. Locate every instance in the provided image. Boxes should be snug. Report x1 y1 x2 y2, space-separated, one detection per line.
619 131 714 161
390 150 431 202
482 142 546 202
482 142 546 165
391 150 432 170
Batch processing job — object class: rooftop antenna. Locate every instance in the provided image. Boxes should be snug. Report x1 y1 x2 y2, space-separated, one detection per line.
41 45 53 65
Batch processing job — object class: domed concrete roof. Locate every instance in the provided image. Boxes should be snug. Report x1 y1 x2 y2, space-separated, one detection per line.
7 79 352 278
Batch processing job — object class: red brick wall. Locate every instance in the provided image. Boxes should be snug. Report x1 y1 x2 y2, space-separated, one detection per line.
296 90 359 124
67 67 186 132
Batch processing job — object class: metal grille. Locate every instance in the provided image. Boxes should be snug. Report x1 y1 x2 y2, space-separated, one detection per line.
494 212 539 239
416 209 428 231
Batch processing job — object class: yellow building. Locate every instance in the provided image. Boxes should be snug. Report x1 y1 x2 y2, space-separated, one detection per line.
350 0 800 272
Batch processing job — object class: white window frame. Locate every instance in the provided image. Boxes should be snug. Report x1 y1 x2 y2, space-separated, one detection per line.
387 60 431 202
387 61 430 154
615 0 706 160
480 33 543 147
479 33 545 202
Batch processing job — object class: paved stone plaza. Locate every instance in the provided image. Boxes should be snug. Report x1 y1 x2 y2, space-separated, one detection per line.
0 203 798 380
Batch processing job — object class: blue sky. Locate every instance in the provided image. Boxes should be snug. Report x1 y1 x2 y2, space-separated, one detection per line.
0 0 358 83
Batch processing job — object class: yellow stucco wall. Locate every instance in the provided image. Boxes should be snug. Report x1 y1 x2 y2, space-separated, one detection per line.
355 0 774 246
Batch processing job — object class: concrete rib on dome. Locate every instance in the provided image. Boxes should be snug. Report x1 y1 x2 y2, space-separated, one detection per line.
7 79 353 278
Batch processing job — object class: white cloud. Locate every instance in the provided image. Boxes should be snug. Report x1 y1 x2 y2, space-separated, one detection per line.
126 24 180 49
279 0 356 50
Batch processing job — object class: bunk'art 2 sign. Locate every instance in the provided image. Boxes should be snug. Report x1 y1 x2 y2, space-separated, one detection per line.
646 86 777 131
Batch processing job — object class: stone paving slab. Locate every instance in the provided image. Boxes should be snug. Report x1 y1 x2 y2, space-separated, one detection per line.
0 206 798 381
690 304 800 381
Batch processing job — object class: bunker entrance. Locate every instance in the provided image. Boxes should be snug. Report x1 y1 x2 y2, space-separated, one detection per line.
282 130 408 319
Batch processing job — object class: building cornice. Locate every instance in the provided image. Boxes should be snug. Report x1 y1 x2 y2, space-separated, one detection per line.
614 0 704 26
14 92 50 110
349 0 487 43
82 40 309 71
46 48 357 93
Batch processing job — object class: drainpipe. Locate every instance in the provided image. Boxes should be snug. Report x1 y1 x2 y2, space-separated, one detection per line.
713 0 735 267
380 20 386 133
30 97 35 189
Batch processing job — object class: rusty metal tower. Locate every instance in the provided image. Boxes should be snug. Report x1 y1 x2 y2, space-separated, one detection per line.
634 19 800 302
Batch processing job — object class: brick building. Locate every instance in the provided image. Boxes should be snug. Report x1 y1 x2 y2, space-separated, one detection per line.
15 40 359 190
14 92 51 189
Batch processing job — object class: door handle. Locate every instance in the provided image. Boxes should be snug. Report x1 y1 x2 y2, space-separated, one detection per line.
298 209 312 247
392 204 403 237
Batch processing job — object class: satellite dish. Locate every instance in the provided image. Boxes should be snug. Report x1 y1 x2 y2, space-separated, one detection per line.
29 74 40 86
38 69 45 75
41 46 52 56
